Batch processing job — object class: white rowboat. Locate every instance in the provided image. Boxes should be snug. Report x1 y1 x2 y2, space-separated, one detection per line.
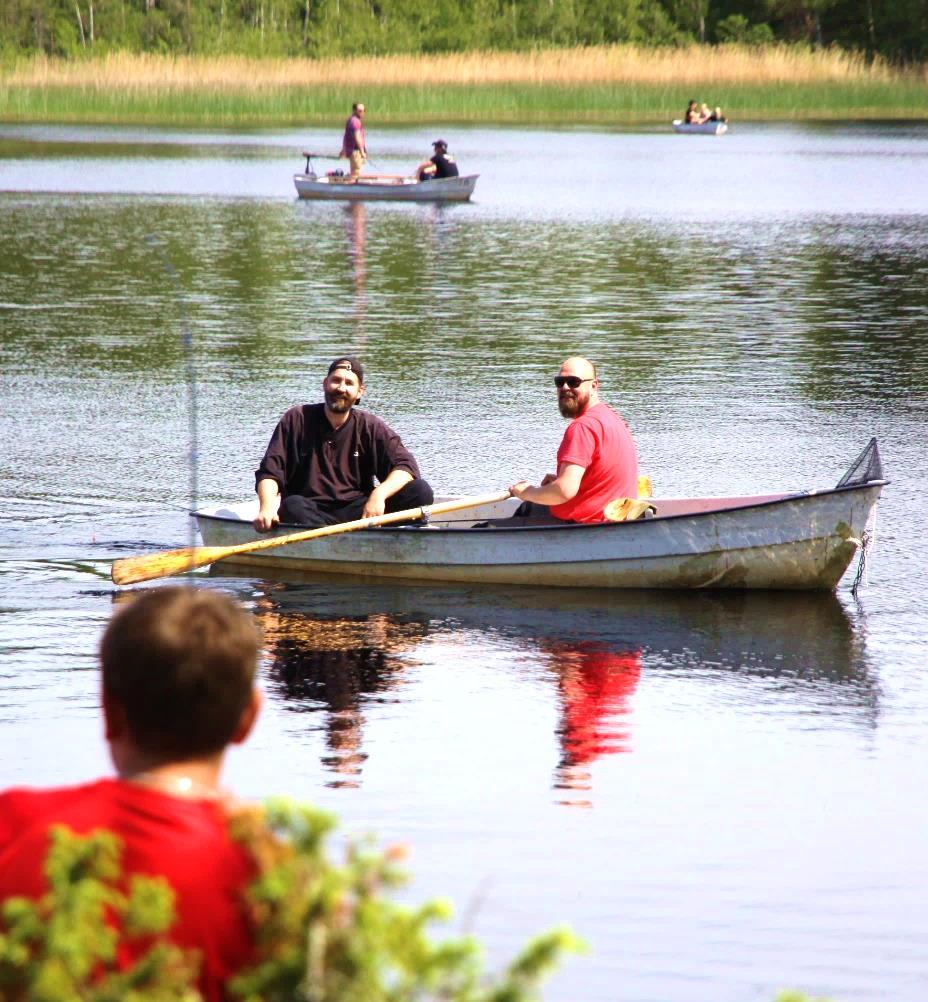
672 119 728 135
194 442 885 592
294 172 479 202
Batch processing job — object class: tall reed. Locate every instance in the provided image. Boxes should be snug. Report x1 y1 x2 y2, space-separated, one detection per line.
2 46 926 124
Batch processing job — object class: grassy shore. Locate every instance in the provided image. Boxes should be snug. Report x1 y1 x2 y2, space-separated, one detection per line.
2 46 927 126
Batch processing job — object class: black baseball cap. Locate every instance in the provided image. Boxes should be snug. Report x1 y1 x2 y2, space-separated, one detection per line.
327 356 364 383
432 139 448 149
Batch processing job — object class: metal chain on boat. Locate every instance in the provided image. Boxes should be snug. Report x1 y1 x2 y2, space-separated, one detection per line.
851 507 878 596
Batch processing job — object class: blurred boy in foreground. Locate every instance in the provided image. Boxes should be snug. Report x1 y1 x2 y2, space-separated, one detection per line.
0 587 263 1002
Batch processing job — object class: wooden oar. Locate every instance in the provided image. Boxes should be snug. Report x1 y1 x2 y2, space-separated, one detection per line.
111 491 513 586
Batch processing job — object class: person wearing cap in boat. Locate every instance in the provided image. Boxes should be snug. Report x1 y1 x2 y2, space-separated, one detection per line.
340 102 368 180
253 356 434 532
506 357 639 525
414 139 460 182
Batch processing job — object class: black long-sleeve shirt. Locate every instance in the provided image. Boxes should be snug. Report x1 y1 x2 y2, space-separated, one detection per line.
255 404 421 504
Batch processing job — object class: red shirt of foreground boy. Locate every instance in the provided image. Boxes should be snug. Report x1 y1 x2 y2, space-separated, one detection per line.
0 587 264 1002
509 356 638 524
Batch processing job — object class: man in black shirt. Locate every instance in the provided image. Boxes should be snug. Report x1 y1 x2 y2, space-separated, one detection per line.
253 356 433 531
415 139 460 182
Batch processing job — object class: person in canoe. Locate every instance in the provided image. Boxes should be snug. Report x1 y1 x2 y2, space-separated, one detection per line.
0 587 264 1001
701 101 727 123
340 101 368 180
506 356 639 524
684 100 727 124
253 355 434 532
414 139 460 182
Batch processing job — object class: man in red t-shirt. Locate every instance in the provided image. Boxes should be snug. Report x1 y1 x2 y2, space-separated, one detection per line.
509 356 638 524
339 101 367 179
0 587 264 1001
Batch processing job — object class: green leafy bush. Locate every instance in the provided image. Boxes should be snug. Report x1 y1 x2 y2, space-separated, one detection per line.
0 801 583 1001
0 825 201 1001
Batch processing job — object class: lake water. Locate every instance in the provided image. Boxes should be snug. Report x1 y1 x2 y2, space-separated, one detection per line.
2 120 928 1001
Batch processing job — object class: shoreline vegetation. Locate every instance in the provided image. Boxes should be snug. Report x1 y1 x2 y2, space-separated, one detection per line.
2 46 927 127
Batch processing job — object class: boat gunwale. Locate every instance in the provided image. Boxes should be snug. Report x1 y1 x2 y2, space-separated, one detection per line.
192 479 888 532
293 173 479 190
292 172 483 197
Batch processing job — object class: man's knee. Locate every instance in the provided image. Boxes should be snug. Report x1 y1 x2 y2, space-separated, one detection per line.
280 495 327 527
407 478 435 507
513 500 550 519
389 479 434 510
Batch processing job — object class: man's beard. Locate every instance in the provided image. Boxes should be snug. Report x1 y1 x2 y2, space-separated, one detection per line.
325 390 356 413
558 393 583 418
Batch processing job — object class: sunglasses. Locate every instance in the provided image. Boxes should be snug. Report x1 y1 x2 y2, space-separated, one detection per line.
554 376 594 389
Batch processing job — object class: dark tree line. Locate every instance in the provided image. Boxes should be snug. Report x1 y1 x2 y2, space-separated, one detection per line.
2 0 926 64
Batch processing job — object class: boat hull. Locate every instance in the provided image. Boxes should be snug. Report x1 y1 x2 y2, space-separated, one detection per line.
672 120 728 135
194 483 883 591
294 173 479 202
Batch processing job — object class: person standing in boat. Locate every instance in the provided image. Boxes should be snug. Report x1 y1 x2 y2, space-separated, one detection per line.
340 102 367 180
414 139 460 182
506 356 638 524
253 356 434 532
0 587 264 1002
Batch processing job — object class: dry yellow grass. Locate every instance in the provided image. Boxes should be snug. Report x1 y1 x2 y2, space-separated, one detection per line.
4 45 920 93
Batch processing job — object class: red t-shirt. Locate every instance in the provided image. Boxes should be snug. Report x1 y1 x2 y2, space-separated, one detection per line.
550 402 639 523
0 778 255 1001
340 113 365 156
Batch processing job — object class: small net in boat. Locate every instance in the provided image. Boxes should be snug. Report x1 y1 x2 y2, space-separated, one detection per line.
835 438 884 488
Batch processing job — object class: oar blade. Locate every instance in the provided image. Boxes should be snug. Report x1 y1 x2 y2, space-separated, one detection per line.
111 489 514 587
111 546 228 586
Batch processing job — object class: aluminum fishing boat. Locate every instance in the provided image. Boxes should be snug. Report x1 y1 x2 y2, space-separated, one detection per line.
193 442 885 591
294 170 479 202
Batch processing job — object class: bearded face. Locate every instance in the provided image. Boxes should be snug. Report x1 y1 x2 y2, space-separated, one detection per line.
323 371 363 413
557 381 593 418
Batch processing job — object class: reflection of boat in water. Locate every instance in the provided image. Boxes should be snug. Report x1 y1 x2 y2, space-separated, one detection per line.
672 119 728 135
240 577 874 696
230 573 878 790
197 442 885 591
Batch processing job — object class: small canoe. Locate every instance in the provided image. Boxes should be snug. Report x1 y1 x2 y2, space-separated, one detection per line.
672 119 728 135
194 441 885 592
294 172 479 202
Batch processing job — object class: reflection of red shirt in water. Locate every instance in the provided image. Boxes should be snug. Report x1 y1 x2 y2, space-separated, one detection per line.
556 647 641 765
0 778 255 1002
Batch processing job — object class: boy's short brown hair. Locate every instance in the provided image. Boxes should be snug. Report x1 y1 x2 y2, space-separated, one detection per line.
100 587 260 759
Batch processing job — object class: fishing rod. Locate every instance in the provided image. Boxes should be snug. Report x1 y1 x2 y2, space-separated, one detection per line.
145 235 200 561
